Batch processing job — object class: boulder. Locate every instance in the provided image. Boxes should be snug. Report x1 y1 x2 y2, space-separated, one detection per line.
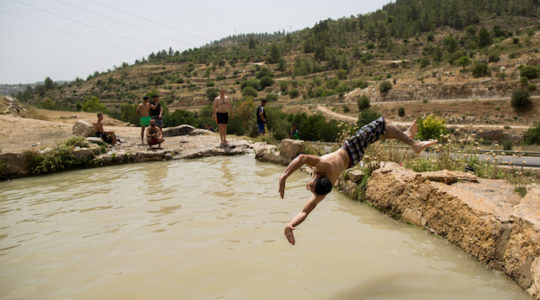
86 137 106 145
279 139 304 159
73 148 95 161
163 125 195 137
72 120 94 137
189 129 213 136
253 142 289 165
347 169 365 183
0 153 29 178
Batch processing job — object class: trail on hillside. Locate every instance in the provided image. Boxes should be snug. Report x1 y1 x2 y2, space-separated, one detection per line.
316 105 530 130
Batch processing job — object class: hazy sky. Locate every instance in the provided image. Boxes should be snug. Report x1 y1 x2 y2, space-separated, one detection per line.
0 0 393 84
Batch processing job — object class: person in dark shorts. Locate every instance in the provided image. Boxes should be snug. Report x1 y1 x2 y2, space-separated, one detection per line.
146 119 165 150
93 112 118 145
150 94 163 134
256 99 267 135
212 88 233 147
278 117 437 245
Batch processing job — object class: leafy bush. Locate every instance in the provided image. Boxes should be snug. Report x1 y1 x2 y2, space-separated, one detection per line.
241 79 261 91
289 89 299 99
242 86 258 98
514 186 527 197
524 122 540 145
265 93 278 102
502 140 513 150
353 79 368 89
206 88 219 101
519 65 539 79
356 96 370 111
511 88 532 111
64 136 88 148
379 81 392 93
259 76 275 89
357 109 381 128
472 62 491 78
398 107 405 117
416 115 447 140
406 157 439 172
279 80 288 94
81 96 107 112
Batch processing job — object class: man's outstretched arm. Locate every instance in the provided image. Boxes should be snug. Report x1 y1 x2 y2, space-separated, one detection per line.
284 194 325 245
279 154 320 199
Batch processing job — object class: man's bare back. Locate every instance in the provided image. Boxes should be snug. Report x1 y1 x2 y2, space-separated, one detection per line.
137 102 150 117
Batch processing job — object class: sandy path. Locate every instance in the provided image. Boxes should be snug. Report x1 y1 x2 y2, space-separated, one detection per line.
316 105 530 130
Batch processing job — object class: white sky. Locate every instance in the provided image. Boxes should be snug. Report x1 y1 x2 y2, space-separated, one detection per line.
0 0 393 84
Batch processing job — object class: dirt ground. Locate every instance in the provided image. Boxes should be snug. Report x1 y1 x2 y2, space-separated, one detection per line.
0 109 156 153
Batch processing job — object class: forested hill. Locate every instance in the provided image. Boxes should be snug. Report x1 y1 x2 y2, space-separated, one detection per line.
14 0 540 114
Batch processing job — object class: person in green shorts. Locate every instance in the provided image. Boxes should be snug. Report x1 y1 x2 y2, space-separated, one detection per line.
136 96 151 145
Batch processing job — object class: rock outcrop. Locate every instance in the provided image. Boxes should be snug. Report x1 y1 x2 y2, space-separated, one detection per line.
162 124 195 137
254 139 305 166
351 162 540 299
72 120 94 137
0 152 29 178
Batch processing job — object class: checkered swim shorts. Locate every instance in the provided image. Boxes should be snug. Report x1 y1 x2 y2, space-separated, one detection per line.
342 117 386 168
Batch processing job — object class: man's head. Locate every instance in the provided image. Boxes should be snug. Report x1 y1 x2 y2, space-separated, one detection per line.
219 88 225 98
153 94 160 102
261 99 267 107
150 119 156 127
143 96 149 103
97 112 103 121
307 176 333 196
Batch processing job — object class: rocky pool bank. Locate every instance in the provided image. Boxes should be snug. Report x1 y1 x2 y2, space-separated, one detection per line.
254 139 539 299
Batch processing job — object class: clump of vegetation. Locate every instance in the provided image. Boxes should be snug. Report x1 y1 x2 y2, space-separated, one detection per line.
416 115 447 140
356 96 370 111
514 186 527 197
357 109 381 128
472 62 491 78
379 81 392 94
524 122 540 145
511 88 532 112
398 107 405 117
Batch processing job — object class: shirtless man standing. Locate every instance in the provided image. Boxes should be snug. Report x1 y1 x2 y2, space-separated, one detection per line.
212 88 233 147
278 117 437 245
136 96 151 145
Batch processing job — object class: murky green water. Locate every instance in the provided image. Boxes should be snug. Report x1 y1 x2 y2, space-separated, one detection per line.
0 155 530 299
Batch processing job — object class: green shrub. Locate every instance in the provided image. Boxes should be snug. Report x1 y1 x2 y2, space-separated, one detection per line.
241 79 262 91
406 157 439 172
242 86 258 98
472 62 491 78
259 76 275 89
288 89 299 99
524 122 540 145
64 136 87 148
519 65 539 79
514 186 527 197
357 109 381 128
398 107 405 117
279 80 288 94
353 79 368 89
511 88 532 111
416 115 447 140
529 83 537 91
206 88 219 101
81 96 107 112
265 93 278 102
356 96 370 111
502 140 513 150
379 81 392 93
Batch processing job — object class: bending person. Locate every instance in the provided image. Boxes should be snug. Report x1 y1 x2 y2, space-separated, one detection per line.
278 117 437 245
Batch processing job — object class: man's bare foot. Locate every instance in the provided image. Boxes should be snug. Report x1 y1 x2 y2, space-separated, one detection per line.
413 140 438 155
404 120 417 138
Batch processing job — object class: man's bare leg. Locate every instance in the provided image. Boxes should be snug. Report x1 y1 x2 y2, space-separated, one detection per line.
404 119 417 138
383 120 437 154
141 127 146 145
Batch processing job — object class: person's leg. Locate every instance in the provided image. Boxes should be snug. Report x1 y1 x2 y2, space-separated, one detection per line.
110 132 117 145
218 124 225 144
141 127 145 144
223 124 228 144
382 120 437 154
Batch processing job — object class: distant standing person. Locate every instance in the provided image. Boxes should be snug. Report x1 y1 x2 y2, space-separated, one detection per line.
212 88 233 147
257 99 267 135
136 96 151 145
93 112 119 145
150 94 163 134
146 119 165 150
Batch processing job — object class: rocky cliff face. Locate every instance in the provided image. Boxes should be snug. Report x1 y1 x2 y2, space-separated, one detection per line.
341 162 539 299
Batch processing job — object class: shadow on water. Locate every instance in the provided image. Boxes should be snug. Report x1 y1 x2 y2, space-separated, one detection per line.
332 273 466 300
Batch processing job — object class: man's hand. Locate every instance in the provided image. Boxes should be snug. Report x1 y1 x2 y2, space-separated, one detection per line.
284 225 295 245
278 175 286 199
